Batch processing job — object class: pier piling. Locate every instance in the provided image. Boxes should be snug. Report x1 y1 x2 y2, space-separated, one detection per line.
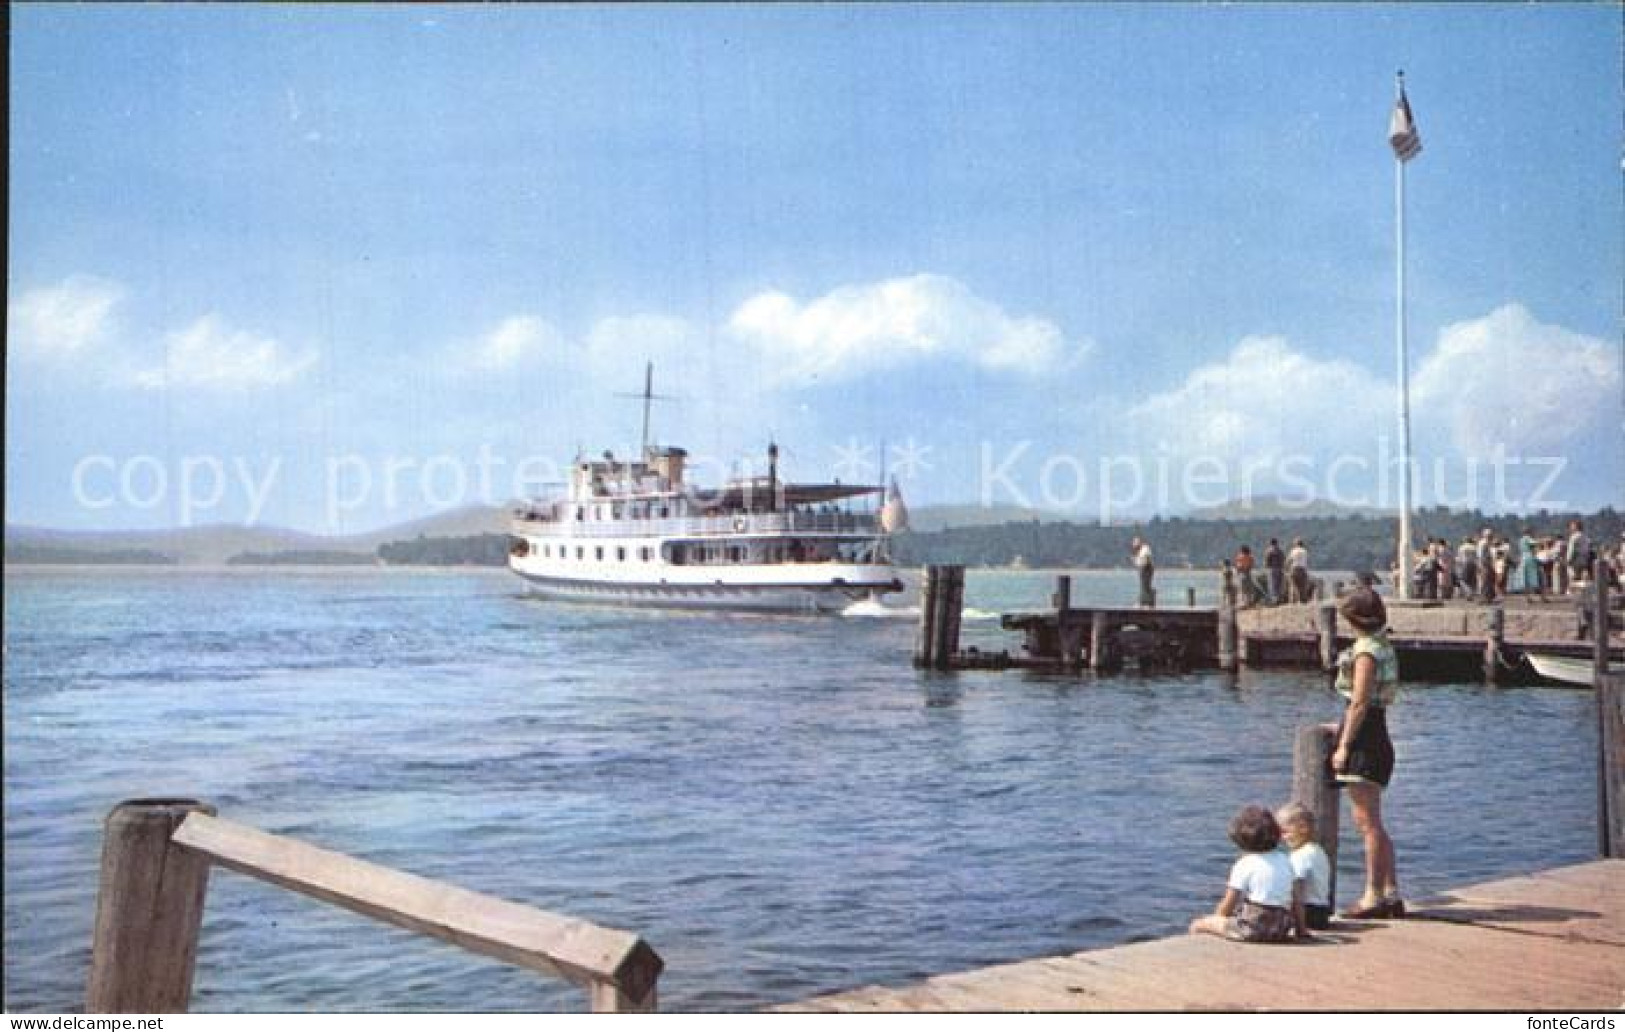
86 799 216 1013
1601 671 1624 858
915 567 941 669
1595 558 1611 679
1217 600 1238 673
1485 605 1505 685
1292 724 1341 912
916 565 965 671
1054 576 1084 669
1315 604 1338 671
1089 610 1118 672
937 566 965 670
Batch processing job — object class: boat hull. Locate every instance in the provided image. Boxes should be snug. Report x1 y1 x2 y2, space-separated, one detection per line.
1525 652 1596 687
510 567 902 613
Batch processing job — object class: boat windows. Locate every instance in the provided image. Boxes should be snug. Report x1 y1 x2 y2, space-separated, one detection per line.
640 547 653 562
576 546 584 560
595 546 605 561
616 547 627 562
575 507 584 521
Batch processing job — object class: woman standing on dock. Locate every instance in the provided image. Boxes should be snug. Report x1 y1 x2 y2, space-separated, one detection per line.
1330 587 1405 919
1517 529 1543 597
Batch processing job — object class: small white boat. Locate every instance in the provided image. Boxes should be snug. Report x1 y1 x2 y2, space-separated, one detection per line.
1524 652 1595 687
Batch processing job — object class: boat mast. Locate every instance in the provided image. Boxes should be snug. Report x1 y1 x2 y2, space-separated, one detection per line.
616 361 671 457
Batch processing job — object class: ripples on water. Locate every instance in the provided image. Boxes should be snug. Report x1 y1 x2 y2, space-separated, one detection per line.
2 567 1599 1011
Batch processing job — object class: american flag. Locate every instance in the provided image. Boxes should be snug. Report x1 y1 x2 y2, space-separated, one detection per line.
1389 86 1422 163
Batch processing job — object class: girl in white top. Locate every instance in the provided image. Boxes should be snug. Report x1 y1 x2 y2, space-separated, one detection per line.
1189 805 1305 942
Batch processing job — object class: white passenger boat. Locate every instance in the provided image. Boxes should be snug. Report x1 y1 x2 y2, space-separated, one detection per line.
509 374 906 612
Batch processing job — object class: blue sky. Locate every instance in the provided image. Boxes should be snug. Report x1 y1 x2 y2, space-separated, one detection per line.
8 3 1622 532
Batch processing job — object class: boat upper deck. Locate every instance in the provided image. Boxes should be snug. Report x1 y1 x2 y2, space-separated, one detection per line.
513 508 882 540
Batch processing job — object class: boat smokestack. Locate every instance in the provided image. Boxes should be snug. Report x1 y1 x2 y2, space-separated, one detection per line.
767 442 780 513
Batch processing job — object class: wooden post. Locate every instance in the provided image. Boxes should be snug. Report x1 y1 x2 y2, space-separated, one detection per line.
915 565 941 669
1217 599 1238 673
1315 603 1338 671
1600 673 1624 858
593 982 659 1014
932 565 965 671
1292 725 1341 911
1053 575 1081 669
1052 574 1071 613
1089 610 1117 672
1595 557 1610 678
1485 604 1505 685
86 799 217 1013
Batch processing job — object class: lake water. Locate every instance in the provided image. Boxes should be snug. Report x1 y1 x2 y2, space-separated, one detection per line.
2 566 1601 1012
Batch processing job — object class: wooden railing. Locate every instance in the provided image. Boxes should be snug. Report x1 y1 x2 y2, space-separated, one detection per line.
85 801 663 1013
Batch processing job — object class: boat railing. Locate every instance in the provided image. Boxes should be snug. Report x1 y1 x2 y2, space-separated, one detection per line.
514 511 881 539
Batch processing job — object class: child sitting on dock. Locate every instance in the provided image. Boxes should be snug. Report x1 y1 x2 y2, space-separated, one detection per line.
1189 805 1304 943
1275 802 1333 930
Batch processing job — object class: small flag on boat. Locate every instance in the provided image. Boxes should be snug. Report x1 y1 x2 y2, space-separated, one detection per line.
1388 82 1422 163
880 478 909 534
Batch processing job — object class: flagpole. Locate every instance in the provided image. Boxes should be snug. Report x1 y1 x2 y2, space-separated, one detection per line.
1394 71 1415 600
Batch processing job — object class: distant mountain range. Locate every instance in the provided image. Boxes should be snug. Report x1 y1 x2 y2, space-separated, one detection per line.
5 505 509 566
1187 496 1392 519
3 502 1053 565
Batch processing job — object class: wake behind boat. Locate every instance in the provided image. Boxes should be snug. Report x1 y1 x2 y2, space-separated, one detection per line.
508 367 905 613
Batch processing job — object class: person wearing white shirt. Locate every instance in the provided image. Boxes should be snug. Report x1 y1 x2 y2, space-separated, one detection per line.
1276 803 1333 930
1131 536 1155 607
1189 806 1304 942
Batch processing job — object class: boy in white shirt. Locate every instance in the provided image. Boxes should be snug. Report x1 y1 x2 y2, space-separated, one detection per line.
1189 805 1305 942
1277 802 1333 930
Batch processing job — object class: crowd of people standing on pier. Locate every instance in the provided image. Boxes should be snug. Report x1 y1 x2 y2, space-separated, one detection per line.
1169 519 1623 610
1228 537 1315 607
1401 519 1623 602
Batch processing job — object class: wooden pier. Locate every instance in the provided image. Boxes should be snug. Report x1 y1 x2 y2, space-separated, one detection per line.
782 859 1625 1012
919 563 1624 683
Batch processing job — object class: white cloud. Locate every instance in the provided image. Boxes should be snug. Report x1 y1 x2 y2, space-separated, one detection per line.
466 315 564 371
726 274 1084 383
1412 303 1621 457
1126 335 1388 461
135 315 315 390
8 275 125 358
582 313 696 370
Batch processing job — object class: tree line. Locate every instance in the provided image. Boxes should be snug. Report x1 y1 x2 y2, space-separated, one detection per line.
891 508 1623 571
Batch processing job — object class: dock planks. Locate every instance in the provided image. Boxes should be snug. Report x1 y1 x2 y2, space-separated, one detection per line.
782 861 1624 1012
